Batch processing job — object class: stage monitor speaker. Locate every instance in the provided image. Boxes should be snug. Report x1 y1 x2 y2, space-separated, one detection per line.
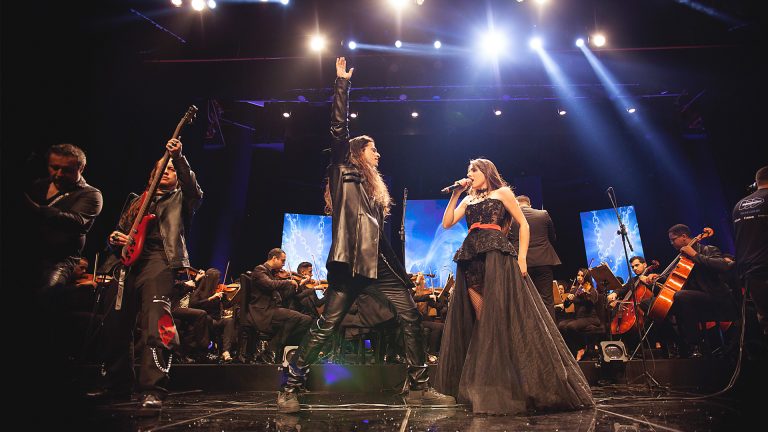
281 345 299 367
599 340 629 363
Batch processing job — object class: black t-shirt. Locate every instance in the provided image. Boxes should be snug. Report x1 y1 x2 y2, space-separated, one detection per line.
732 188 768 278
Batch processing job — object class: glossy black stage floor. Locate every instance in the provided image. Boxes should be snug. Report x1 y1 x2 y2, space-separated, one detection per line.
56 357 764 431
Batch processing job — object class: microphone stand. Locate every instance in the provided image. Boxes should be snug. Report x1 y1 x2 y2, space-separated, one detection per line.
606 187 660 390
399 188 408 263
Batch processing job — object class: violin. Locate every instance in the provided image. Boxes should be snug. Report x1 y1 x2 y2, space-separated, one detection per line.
412 272 442 318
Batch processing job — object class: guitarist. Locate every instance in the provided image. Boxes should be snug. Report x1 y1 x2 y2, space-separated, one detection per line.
651 224 737 358
92 138 203 414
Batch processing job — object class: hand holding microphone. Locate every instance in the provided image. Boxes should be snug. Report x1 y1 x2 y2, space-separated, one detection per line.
441 178 472 194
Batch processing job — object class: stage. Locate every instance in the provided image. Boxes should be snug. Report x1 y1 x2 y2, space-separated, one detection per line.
52 357 765 431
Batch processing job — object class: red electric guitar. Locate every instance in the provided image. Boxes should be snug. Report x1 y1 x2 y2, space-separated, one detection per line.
121 105 198 266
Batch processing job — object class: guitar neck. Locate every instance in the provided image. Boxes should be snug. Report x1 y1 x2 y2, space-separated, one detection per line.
128 150 172 235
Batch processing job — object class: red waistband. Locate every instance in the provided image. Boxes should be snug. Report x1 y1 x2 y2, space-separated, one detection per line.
469 223 501 232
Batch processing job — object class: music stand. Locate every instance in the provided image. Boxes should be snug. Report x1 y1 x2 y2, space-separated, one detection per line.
588 263 622 345
589 263 623 297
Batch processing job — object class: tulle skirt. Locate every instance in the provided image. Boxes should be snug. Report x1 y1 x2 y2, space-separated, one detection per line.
434 250 594 414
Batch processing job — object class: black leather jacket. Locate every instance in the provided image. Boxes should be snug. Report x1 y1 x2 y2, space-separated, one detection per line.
326 77 381 279
325 77 412 287
117 154 203 269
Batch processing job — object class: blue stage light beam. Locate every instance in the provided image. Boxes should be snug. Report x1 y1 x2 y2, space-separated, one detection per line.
534 48 630 182
578 44 697 196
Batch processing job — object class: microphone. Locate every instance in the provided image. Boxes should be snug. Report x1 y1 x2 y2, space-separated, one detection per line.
441 179 471 194
747 181 757 192
606 186 614 194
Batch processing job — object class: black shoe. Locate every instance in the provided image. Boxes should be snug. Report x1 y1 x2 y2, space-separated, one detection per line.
277 390 300 413
136 393 163 416
404 387 456 405
690 345 703 359
384 354 406 364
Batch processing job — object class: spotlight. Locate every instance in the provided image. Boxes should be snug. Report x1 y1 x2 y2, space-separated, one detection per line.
207 0 216 8
282 112 291 118
280 0 290 4
529 37 543 51
348 40 357 50
395 40 402 48
599 341 629 363
575 38 585 47
433 40 442 49
411 111 419 118
171 0 183 7
557 108 567 116
626 107 636 113
416 0 425 5
310 35 326 52
535 0 548 4
494 109 502 116
350 112 358 118
191 0 206 11
480 31 507 57
389 0 408 10
592 33 606 47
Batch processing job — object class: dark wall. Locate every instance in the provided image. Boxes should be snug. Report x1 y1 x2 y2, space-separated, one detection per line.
3 1 765 283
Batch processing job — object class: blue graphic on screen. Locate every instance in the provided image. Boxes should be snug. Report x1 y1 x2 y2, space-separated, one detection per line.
281 213 332 298
405 200 468 288
579 206 645 283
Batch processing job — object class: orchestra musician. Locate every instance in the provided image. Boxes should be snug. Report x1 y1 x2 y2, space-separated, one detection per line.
190 268 237 363
557 268 603 360
242 249 312 365
290 262 327 319
646 224 738 358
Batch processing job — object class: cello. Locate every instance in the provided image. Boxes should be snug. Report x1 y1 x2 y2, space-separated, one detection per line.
647 227 714 322
121 105 198 266
609 260 659 335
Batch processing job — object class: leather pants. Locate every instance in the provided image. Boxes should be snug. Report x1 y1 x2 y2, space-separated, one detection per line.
285 253 428 392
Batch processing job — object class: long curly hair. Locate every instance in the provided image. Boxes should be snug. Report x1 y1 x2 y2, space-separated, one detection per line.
324 135 392 217
119 158 176 230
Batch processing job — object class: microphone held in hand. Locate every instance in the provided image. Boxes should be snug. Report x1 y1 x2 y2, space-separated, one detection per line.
441 178 472 194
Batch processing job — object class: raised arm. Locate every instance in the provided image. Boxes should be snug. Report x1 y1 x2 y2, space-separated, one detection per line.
167 138 203 215
330 57 354 164
442 179 471 229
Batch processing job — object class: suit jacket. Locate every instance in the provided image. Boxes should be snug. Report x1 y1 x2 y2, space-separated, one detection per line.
242 263 295 332
508 206 561 267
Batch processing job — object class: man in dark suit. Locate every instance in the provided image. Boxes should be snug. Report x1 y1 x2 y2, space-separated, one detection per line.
242 248 312 363
508 195 561 321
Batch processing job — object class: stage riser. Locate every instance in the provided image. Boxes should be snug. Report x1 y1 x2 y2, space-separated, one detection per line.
75 359 745 393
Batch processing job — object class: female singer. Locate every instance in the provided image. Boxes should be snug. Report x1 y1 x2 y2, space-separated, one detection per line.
435 158 593 414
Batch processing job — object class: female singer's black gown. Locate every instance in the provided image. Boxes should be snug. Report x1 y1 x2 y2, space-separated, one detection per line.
434 198 594 414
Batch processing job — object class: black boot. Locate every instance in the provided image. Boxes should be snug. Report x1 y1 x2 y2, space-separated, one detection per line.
402 364 456 405
277 363 309 413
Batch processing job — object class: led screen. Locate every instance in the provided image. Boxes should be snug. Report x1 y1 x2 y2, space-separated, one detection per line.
281 213 333 298
405 199 468 289
579 205 645 283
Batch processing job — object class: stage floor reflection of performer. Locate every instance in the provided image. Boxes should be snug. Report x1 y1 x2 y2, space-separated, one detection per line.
277 57 455 413
435 158 593 415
